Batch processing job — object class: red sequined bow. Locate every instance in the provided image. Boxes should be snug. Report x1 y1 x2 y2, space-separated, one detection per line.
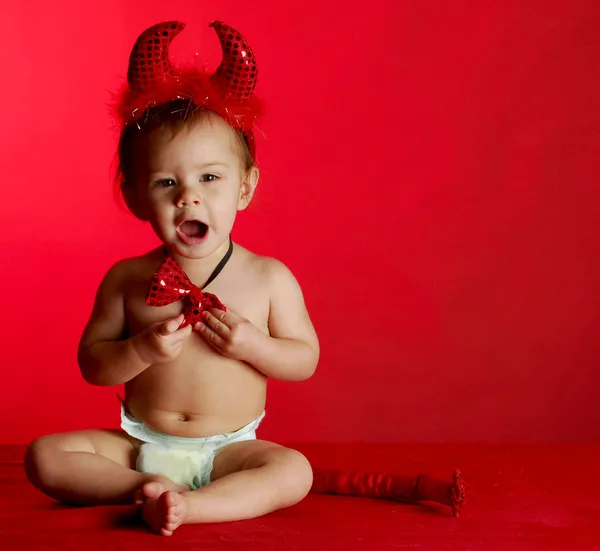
145 257 226 329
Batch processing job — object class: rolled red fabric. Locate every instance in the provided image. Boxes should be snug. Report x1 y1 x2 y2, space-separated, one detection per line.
311 468 466 517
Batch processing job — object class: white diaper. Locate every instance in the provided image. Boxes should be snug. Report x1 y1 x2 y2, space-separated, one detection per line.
121 404 265 490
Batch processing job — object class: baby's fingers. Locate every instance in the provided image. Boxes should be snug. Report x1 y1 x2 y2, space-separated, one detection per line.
157 314 184 336
173 323 193 339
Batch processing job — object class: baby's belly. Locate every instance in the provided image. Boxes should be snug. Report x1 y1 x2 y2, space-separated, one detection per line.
123 347 267 438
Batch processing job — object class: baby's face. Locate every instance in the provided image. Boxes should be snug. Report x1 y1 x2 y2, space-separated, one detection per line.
132 113 256 258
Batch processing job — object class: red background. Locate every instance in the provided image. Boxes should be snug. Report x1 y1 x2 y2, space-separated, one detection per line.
2 1 599 444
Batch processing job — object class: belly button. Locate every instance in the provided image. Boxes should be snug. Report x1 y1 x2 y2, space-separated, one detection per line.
178 414 191 423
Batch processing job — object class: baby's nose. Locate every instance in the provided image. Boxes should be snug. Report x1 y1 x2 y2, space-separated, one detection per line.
176 190 201 208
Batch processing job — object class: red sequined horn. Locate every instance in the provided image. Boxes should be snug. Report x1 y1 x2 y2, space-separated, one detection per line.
209 21 258 101
128 21 185 92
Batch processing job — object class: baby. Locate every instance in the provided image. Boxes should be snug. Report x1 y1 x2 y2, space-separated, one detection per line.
24 21 319 536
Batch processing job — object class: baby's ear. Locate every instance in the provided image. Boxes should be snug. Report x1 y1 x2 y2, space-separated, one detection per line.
121 181 148 221
238 166 259 211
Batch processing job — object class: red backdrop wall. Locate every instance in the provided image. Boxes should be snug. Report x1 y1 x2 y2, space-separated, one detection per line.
2 1 599 444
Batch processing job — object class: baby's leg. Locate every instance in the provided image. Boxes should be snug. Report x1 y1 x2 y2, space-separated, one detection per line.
25 430 184 505
141 441 312 535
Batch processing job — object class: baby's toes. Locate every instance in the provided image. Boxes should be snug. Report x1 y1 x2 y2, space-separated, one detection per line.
142 481 165 500
164 519 178 532
164 490 181 508
134 489 144 505
161 491 184 531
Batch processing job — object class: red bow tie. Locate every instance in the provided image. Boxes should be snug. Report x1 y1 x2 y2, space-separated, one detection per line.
145 256 226 330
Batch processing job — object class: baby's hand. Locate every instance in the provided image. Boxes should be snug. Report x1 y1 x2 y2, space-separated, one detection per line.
195 308 265 362
133 314 193 365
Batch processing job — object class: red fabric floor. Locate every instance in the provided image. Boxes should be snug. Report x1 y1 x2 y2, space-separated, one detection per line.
2 443 599 550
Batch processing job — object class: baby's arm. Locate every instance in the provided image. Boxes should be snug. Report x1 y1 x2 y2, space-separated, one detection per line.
78 262 149 385
78 261 191 386
247 259 320 381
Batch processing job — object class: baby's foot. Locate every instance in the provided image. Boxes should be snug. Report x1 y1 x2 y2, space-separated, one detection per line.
134 475 186 506
142 490 188 536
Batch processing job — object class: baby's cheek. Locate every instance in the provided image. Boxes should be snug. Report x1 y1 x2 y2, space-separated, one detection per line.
216 203 239 230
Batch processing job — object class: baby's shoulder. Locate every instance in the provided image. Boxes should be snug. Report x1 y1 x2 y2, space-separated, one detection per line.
100 248 163 290
235 245 297 286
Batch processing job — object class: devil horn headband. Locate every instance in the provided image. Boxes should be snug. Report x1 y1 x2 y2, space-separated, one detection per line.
126 20 258 101
127 21 184 92
114 19 263 158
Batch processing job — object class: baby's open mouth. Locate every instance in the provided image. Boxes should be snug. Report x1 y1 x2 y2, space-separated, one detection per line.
179 220 208 239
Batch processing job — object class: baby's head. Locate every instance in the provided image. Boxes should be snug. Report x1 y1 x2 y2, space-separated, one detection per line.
112 20 262 258
117 99 259 257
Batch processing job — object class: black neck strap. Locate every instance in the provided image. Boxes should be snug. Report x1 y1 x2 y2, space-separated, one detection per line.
163 235 233 289
202 236 233 289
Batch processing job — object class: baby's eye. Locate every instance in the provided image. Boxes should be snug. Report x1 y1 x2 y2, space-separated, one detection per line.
155 178 176 188
200 174 219 182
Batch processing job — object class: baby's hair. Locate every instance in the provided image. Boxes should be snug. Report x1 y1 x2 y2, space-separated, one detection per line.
115 99 255 198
